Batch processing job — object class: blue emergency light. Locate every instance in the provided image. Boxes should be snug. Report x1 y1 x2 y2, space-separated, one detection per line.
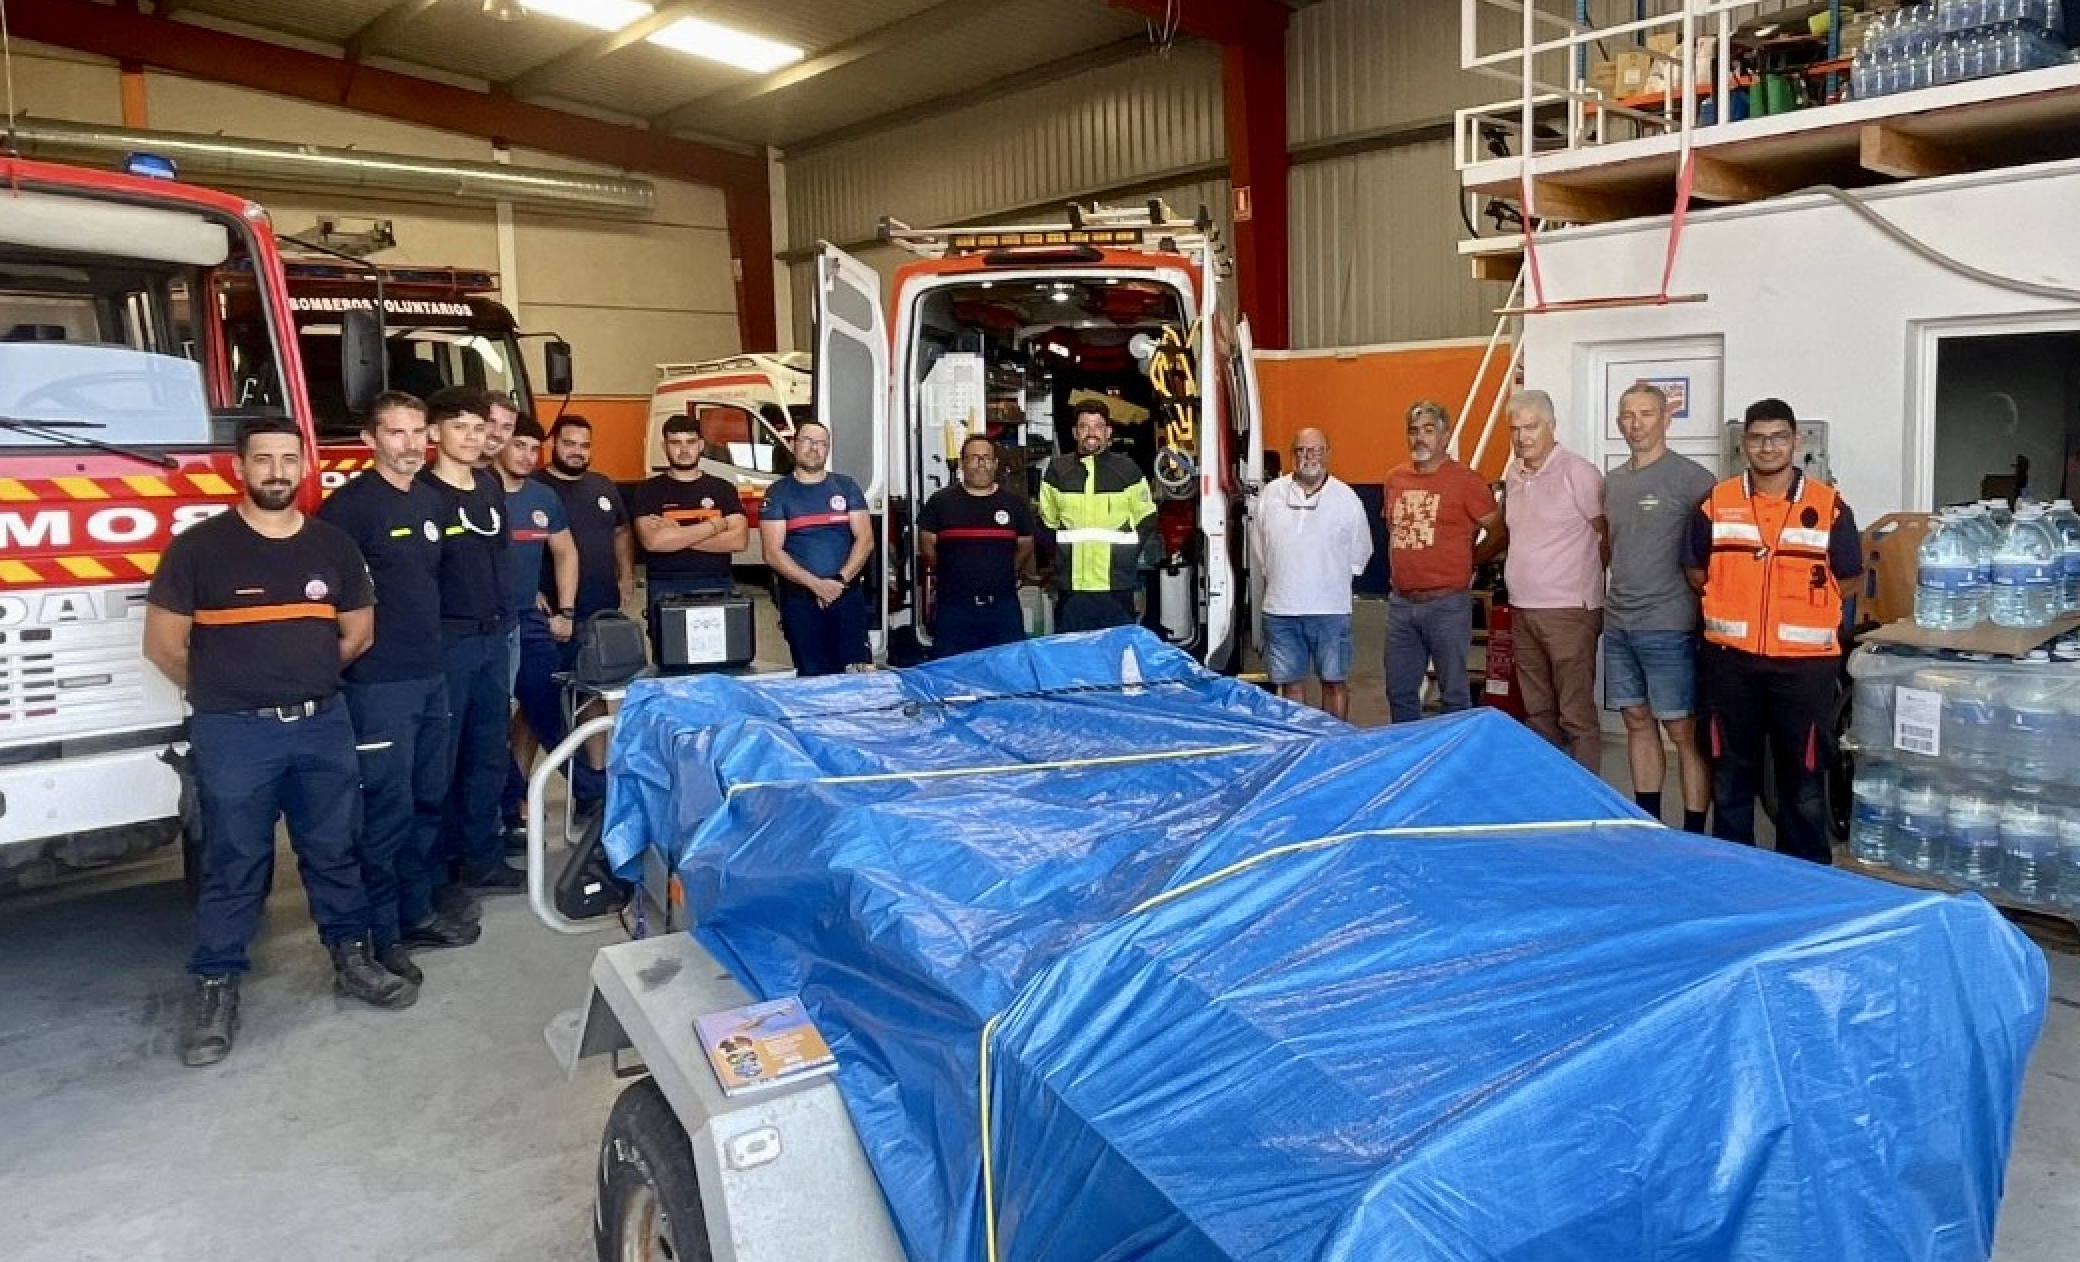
123 152 179 181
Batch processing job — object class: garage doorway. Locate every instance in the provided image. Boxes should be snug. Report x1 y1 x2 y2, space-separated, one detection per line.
1929 328 2080 507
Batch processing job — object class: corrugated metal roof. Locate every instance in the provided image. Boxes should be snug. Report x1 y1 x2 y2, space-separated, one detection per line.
162 0 1150 146
540 42 741 119
706 0 1150 147
173 0 400 46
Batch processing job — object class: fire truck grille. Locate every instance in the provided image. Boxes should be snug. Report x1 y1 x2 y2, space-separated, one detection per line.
0 628 162 735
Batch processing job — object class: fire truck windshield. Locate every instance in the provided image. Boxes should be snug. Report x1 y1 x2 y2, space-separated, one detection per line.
0 238 290 452
289 322 527 443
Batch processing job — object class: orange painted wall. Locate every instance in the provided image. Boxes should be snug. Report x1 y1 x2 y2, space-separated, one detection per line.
1253 342 1514 485
549 395 652 483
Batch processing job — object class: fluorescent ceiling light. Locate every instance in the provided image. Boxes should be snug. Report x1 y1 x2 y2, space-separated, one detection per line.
647 17 805 73
527 0 654 32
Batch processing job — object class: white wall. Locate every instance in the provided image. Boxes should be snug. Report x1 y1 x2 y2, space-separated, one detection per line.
1517 157 2080 524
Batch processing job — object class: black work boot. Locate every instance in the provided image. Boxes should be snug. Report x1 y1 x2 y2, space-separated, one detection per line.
181 974 240 1068
331 935 417 1009
401 910 481 949
432 883 482 926
376 944 424 987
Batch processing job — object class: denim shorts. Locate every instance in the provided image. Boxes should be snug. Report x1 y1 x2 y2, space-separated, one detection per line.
1602 626 1699 719
1263 613 1353 685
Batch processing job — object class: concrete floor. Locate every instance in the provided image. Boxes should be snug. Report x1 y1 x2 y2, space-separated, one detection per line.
1 594 2074 1259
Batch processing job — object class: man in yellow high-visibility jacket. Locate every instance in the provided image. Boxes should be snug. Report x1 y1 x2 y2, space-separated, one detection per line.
1039 400 1157 633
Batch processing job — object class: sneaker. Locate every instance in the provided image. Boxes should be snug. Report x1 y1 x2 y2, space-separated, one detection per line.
377 944 424 986
181 974 240 1068
400 911 482 949
464 863 527 894
432 884 483 926
330 935 418 1010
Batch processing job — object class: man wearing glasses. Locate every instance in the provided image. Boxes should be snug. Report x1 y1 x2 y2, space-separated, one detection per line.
1382 402 1508 724
919 434 1036 657
1682 398 1862 864
760 419 876 675
1250 428 1373 719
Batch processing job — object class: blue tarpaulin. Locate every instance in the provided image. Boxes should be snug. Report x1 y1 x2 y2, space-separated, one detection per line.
603 628 2048 1262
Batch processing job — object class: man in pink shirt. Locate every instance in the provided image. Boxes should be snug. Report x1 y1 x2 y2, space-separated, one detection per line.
1503 390 1608 771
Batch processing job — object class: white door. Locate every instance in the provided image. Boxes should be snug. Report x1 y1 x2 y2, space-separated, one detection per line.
814 243 890 505
1590 337 1725 475
813 243 894 646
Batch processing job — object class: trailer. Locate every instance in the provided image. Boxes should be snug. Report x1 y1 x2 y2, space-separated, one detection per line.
534 628 2045 1262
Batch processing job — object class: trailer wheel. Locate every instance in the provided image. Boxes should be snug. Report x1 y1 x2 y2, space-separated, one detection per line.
596 1077 712 1262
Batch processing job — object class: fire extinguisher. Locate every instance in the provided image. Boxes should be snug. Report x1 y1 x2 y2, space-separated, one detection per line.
1481 598 1526 719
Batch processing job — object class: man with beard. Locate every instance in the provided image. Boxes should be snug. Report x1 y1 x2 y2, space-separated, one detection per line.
918 434 1036 658
628 413 748 668
1249 428 1373 719
538 415 633 623
1039 401 1158 632
419 387 521 896
1683 399 1862 864
478 395 516 470
145 417 411 1068
760 419 876 675
320 392 480 993
1382 401 1508 724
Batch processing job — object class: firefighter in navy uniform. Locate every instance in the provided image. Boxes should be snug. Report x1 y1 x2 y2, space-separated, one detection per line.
1682 399 1863 864
144 417 415 1070
919 433 1036 657
318 391 481 989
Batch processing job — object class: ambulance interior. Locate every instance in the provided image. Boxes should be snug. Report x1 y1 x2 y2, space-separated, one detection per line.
906 275 1190 502
903 271 1214 646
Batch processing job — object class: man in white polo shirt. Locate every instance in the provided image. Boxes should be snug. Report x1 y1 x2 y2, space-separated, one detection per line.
1250 428 1374 719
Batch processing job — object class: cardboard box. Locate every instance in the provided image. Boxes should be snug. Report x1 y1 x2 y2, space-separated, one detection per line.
1861 612 2080 659
1587 58 1618 97
1615 50 1656 94
1857 511 1932 628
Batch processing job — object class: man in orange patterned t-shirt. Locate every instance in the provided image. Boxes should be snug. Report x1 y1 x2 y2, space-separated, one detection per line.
1381 401 1508 724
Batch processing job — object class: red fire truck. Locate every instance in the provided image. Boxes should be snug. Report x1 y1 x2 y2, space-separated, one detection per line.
0 156 350 887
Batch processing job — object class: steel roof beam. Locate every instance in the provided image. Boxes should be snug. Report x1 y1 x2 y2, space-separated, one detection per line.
345 0 446 64
502 1 707 99
650 0 1006 131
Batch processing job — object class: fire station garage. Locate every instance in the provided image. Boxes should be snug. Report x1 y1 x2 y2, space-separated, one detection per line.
1 0 2077 1258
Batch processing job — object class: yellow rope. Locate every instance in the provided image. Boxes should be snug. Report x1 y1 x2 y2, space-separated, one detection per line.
975 813 1659 1260
725 743 1265 802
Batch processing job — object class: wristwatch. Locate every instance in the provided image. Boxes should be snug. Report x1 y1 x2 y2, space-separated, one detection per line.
556 607 575 618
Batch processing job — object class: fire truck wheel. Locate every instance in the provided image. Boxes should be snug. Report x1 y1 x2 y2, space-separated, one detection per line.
596 1077 712 1262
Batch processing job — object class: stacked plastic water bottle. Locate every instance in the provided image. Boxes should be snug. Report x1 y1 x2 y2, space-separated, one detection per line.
2046 499 2080 611
1845 646 2080 914
1989 502 2064 628
1914 508 1986 629
1853 0 2073 99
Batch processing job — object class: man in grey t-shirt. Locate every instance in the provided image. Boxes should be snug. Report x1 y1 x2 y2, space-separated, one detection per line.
1604 383 1718 832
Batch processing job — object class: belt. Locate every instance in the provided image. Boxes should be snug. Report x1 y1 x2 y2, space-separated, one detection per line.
217 695 340 722
442 616 508 637
948 593 1010 607
1394 586 1468 604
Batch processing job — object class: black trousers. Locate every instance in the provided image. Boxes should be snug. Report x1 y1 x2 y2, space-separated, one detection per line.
1700 644 1838 865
